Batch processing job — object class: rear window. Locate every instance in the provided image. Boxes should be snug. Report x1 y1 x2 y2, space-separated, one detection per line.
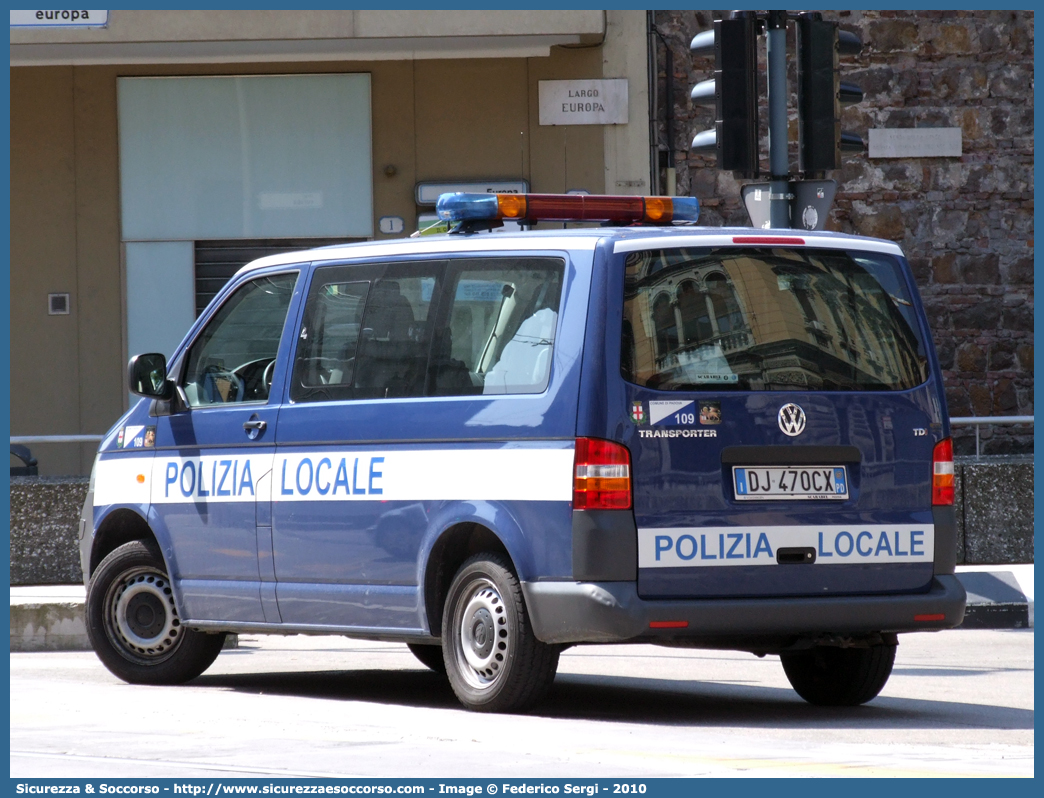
621 247 928 392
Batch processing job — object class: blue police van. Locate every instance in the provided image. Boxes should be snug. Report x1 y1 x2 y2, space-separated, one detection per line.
80 192 966 713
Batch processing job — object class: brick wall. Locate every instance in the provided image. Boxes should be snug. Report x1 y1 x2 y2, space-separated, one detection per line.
653 10 1034 454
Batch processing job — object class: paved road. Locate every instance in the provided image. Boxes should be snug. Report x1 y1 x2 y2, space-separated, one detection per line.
11 628 1033 779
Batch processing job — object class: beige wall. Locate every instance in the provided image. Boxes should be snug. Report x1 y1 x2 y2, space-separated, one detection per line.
11 66 124 476
10 44 612 475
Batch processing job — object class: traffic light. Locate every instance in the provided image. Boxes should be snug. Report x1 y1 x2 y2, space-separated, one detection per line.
796 12 863 175
690 12 760 178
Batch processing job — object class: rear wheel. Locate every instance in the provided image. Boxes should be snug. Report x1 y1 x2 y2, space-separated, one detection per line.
442 553 559 713
781 641 896 706
407 643 446 674
86 540 226 684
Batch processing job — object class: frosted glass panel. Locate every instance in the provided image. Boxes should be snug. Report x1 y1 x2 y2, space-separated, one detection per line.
118 74 372 240
125 241 196 361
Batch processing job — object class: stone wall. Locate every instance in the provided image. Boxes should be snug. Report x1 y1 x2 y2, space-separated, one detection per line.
652 10 1034 454
10 477 88 585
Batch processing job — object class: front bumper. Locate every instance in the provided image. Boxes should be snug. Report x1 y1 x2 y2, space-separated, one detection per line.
522 574 967 646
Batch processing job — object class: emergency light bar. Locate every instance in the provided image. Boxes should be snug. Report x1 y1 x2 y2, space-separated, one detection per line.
436 192 700 226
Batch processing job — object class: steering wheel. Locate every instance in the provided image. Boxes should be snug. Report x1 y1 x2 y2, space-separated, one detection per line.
262 359 276 396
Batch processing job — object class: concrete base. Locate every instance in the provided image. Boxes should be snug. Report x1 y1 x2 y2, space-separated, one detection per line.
11 590 89 652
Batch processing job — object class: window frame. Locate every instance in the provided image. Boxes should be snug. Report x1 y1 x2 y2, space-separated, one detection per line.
287 253 568 405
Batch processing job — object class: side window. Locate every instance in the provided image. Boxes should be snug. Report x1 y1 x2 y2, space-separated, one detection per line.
290 263 442 403
430 258 564 397
291 280 370 403
181 273 298 407
353 273 439 399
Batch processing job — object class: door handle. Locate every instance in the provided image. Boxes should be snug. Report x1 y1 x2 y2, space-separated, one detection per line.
243 419 267 432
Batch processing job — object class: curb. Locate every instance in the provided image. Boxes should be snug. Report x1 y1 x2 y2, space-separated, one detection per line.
955 565 1034 630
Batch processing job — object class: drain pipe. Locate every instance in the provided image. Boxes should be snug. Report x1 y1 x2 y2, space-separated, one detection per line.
648 13 677 197
664 40 676 196
647 10 660 195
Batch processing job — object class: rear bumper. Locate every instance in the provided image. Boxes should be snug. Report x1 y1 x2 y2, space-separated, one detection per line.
522 574 967 646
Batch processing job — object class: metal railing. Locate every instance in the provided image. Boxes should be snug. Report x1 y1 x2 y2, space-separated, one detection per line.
11 435 104 444
949 416 1034 458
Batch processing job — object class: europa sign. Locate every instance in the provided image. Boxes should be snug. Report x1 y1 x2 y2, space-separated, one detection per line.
10 10 109 27
538 79 628 126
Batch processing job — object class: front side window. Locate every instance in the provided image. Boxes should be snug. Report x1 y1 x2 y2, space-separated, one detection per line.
622 247 927 392
181 273 298 407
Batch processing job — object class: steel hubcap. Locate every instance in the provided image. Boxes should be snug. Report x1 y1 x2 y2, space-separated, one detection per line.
107 568 182 661
456 581 510 689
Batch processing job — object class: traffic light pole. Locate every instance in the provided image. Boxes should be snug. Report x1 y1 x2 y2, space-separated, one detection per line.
766 10 790 229
690 11 863 230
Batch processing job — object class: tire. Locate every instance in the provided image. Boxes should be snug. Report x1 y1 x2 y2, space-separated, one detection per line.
442 553 559 713
407 643 446 674
86 540 226 685
781 641 897 706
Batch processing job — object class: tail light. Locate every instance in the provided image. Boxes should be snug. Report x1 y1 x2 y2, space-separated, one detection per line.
932 438 954 506
573 437 632 510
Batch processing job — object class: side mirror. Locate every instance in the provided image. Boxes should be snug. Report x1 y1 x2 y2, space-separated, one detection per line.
128 353 174 399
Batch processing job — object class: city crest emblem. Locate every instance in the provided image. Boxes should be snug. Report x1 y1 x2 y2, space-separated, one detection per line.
630 401 647 425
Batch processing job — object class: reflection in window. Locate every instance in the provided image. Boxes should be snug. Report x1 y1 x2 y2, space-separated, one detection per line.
652 293 678 358
622 247 928 392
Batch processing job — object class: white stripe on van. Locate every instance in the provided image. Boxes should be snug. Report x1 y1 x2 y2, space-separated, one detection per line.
148 448 575 505
94 455 154 508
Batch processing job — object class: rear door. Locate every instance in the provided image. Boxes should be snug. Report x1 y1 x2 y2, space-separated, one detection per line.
616 244 942 599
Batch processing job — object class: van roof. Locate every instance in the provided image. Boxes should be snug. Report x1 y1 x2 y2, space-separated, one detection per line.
236 226 906 276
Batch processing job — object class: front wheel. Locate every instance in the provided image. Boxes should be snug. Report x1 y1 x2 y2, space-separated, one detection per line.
86 540 226 684
442 553 559 713
781 641 896 706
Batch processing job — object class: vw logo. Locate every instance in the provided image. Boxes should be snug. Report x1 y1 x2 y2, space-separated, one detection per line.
778 403 806 437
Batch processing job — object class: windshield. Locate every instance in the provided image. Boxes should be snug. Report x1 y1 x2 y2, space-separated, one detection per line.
621 247 928 392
